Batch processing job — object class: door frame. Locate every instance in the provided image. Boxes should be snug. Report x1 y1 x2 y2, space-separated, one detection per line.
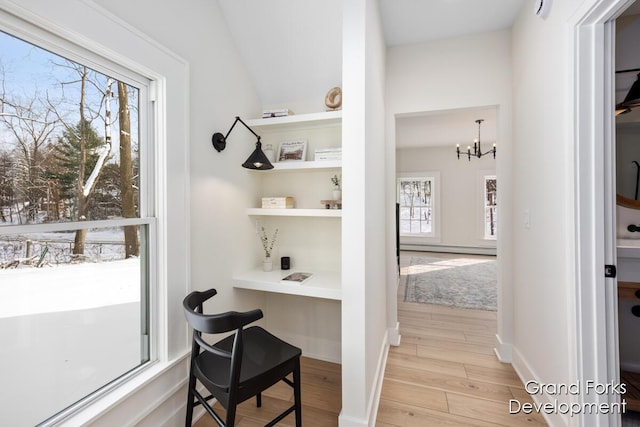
572 1 634 425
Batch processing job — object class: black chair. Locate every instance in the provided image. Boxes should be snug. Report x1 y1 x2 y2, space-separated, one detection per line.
183 289 302 426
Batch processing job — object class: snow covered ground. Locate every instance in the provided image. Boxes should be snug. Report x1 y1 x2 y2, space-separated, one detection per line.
0 257 140 318
0 256 143 425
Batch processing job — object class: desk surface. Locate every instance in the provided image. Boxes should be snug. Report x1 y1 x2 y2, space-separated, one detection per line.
233 269 341 301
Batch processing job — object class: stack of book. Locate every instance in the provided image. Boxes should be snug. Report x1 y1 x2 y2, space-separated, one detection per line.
262 108 294 118
314 147 342 161
261 197 295 209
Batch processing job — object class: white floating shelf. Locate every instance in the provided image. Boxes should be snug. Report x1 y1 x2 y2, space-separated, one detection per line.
270 160 341 171
233 269 341 301
246 111 342 130
247 208 342 217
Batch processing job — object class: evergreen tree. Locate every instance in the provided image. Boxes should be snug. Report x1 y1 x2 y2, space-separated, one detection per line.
47 119 106 221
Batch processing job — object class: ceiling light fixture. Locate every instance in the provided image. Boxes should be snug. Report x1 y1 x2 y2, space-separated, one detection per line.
212 116 274 170
456 119 496 161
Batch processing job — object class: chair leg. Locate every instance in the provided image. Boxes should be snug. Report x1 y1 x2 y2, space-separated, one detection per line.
293 358 302 427
226 401 238 426
185 377 196 427
256 392 262 408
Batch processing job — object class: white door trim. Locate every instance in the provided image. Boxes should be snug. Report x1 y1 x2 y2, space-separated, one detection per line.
572 1 633 426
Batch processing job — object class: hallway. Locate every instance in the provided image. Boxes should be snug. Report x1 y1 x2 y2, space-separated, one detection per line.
375 251 546 426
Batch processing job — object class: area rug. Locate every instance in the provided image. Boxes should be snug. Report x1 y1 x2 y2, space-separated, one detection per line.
403 256 497 311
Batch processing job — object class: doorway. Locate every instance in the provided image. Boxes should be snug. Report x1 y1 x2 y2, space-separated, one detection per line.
615 2 640 421
394 106 500 315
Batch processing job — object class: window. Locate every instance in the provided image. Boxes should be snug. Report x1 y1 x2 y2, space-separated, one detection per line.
397 175 437 236
0 29 155 426
484 175 497 239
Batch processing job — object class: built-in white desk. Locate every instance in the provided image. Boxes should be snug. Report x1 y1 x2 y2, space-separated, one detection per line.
233 269 341 301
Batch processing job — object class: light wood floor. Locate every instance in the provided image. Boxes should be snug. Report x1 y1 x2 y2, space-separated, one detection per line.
194 251 547 426
193 356 341 426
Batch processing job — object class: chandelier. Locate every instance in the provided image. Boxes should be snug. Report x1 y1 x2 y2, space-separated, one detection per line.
456 119 496 161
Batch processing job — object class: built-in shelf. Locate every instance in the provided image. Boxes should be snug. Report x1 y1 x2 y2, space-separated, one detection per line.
233 269 341 300
247 208 341 217
246 110 342 130
269 160 341 171
618 243 640 258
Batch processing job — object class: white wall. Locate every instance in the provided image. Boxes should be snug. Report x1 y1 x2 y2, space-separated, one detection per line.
510 1 591 426
340 0 388 425
385 29 514 361
396 145 496 250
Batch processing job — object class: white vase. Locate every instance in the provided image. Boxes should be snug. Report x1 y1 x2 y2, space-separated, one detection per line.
263 257 273 272
332 188 342 200
263 144 275 163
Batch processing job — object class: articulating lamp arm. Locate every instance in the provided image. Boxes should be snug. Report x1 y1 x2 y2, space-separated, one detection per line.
212 116 261 152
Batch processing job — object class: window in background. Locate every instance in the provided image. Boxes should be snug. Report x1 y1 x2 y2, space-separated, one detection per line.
0 28 155 426
484 175 497 239
397 176 436 236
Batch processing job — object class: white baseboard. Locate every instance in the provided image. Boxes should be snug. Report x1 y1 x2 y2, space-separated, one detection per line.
494 333 512 363
400 244 497 256
368 332 390 426
338 413 369 427
388 322 401 347
511 347 568 427
338 332 390 427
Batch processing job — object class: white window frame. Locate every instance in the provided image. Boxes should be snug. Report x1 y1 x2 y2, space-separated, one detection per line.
483 175 497 240
396 172 441 239
0 13 161 426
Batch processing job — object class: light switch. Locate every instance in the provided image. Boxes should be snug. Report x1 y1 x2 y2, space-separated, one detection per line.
524 209 531 229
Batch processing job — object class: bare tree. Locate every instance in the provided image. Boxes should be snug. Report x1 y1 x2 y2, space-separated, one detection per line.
0 151 15 222
48 63 114 254
0 74 59 223
118 81 139 257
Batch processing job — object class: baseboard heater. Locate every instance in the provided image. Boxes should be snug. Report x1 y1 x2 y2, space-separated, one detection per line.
400 244 497 256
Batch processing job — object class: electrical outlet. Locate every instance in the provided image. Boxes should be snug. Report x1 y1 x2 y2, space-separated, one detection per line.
524 209 531 229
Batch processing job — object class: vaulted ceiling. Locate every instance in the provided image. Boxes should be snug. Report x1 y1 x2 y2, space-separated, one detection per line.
216 0 640 148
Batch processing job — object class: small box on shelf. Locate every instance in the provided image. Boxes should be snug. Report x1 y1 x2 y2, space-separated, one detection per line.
321 200 342 210
314 147 342 161
262 197 295 209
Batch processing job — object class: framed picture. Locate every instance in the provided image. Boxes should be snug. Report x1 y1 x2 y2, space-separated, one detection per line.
277 140 307 162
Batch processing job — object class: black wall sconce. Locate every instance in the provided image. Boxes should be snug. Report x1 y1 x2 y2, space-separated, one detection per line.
616 68 640 116
212 116 274 170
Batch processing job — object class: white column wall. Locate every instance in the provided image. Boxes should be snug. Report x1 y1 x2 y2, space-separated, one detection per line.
340 0 388 425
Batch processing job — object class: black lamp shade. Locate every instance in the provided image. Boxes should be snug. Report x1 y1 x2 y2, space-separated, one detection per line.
621 73 640 108
242 141 274 170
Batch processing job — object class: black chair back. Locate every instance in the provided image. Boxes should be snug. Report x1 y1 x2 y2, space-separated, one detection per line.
182 289 302 427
